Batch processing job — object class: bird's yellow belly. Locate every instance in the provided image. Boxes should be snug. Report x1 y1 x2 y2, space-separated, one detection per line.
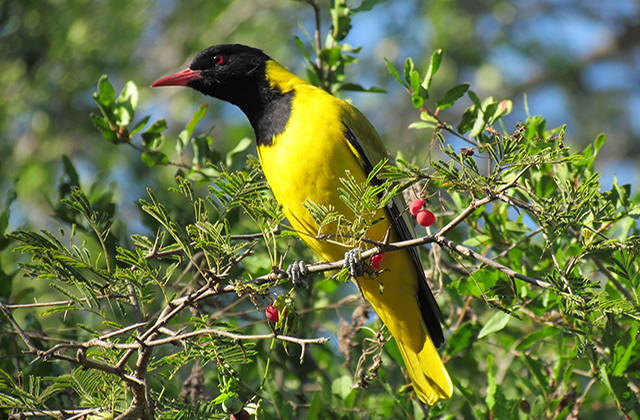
257 125 369 260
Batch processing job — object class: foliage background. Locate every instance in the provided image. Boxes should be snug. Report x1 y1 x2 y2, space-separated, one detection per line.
1 0 640 419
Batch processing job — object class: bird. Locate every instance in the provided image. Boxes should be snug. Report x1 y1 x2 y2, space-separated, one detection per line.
152 44 453 405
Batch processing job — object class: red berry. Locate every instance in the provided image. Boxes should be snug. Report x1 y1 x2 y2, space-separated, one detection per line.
265 302 279 323
231 409 250 420
370 253 386 270
416 209 435 227
409 199 425 216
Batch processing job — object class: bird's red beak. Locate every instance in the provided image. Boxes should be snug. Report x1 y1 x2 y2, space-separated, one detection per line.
151 68 203 87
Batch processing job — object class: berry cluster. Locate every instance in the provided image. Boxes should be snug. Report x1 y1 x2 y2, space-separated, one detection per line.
409 199 435 227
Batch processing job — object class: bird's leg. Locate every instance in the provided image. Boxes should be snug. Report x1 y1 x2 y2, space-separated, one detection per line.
344 248 364 279
344 248 367 299
286 260 310 289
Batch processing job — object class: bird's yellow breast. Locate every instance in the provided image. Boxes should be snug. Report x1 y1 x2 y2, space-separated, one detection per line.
257 81 369 260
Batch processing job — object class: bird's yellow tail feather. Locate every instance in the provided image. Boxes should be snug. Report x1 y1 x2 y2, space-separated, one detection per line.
396 336 453 405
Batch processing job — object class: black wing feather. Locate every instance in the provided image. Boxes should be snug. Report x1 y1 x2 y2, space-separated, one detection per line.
343 124 445 348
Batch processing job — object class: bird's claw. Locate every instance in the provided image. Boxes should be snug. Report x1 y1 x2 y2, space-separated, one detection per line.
287 260 310 289
344 249 364 279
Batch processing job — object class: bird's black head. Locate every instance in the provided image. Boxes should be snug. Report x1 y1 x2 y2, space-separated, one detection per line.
153 44 293 146
152 44 272 108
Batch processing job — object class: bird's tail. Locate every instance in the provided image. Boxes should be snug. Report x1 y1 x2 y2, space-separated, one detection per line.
396 335 453 405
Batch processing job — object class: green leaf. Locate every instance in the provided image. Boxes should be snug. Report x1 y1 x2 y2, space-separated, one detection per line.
457 105 477 134
385 337 404 367
141 151 169 167
478 310 510 338
467 90 482 108
96 74 115 106
0 186 18 239
599 361 640 416
520 354 550 396
352 0 387 13
329 0 351 43
410 71 425 108
611 321 638 376
450 376 482 419
447 322 479 357
185 104 208 139
524 115 546 139
90 114 118 143
486 354 509 420
422 49 442 90
307 392 323 420
141 119 167 148
385 58 408 88
294 35 313 61
39 305 77 317
436 83 470 109
404 57 415 87
331 375 353 399
492 99 512 121
337 82 385 93
226 137 252 167
516 326 560 351
130 115 150 136
113 80 138 126
408 121 436 130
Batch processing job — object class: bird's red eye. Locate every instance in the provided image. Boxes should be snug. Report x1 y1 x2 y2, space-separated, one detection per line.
213 55 225 65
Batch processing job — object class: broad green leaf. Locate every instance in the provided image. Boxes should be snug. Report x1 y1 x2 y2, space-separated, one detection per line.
611 321 639 376
114 80 139 126
467 90 482 108
96 74 115 106
520 354 550 396
307 392 323 420
141 119 167 147
331 375 353 399
352 0 387 13
486 354 509 420
141 151 169 167
337 82 385 93
524 115 546 139
457 105 477 134
130 115 150 136
450 376 482 419
436 83 470 110
410 71 425 108
408 121 436 130
478 310 510 338
404 57 415 86
422 49 443 90
492 99 512 121
516 326 560 351
226 137 252 167
447 322 479 357
385 58 407 88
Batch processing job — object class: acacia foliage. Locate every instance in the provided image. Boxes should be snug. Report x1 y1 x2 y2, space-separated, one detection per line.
1 1 640 419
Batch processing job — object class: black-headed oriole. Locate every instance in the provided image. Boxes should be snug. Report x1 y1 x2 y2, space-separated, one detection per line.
152 44 452 404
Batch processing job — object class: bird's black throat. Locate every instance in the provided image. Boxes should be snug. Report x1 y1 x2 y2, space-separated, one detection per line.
207 78 293 148
248 87 294 147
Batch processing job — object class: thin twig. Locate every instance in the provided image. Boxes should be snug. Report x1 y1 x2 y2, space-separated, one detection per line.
0 301 38 353
5 294 129 309
9 408 103 419
435 235 553 289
